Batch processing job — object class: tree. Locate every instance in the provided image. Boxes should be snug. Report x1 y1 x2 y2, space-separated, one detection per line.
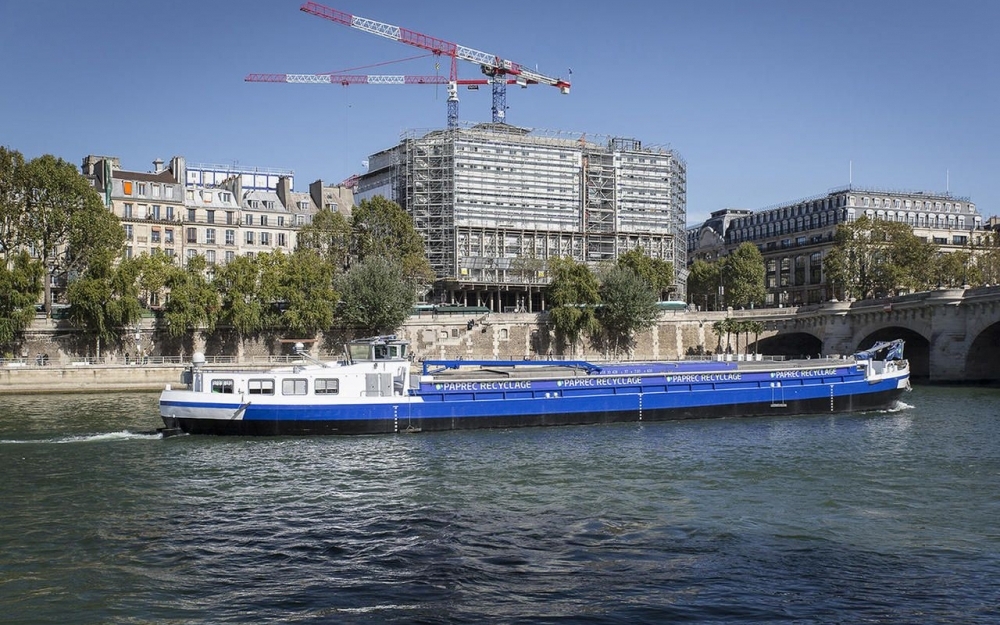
596 265 660 357
617 248 674 300
214 254 268 338
280 248 338 336
296 208 352 272
969 230 1000 284
824 216 937 300
711 318 731 354
546 257 600 355
932 250 975 288
134 250 177 308
66 252 142 358
974 230 1000 286
727 318 761 355
0 251 43 348
351 196 434 285
721 243 766 309
747 320 765 355
687 259 721 311
20 154 116 315
65 194 126 282
335 256 415 335
0 147 27 255
162 256 218 338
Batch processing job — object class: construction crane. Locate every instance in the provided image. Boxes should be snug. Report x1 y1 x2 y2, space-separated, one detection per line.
244 73 521 126
246 2 571 129
245 73 518 88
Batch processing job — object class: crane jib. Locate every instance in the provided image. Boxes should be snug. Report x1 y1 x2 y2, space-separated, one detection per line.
251 1 573 126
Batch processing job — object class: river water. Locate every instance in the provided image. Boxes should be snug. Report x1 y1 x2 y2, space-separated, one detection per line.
1 386 998 624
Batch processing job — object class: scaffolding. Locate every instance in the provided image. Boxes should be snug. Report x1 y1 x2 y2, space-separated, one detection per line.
359 123 687 309
404 134 454 277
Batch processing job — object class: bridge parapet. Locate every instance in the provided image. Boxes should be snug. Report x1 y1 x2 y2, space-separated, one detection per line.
734 287 1000 382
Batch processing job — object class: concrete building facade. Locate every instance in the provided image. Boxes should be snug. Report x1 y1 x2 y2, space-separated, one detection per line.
357 123 687 312
687 186 984 307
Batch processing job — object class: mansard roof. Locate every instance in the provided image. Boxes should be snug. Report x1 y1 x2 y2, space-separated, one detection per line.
111 169 177 183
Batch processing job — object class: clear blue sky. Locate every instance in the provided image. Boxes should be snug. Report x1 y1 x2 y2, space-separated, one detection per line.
2 0 997 224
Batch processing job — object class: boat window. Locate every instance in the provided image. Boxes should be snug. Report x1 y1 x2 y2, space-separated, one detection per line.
374 345 388 359
211 379 234 394
349 344 371 362
315 378 339 395
282 379 308 395
248 379 275 395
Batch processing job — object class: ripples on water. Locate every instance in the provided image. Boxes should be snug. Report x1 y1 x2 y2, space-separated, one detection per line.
2 387 999 624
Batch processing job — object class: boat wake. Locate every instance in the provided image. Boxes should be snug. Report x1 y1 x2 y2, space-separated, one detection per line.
0 430 162 445
883 400 915 413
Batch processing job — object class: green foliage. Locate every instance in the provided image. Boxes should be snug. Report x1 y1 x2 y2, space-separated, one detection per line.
546 257 601 354
824 216 938 300
973 230 1000 286
932 251 974 288
709 317 763 354
687 259 722 310
335 256 415 335
280 248 338 336
20 154 114 313
746 320 765 354
688 247 764 311
351 196 434 285
721 243 766 309
134 250 177 308
67 254 143 353
0 146 27 254
596 265 660 357
296 208 352 272
711 318 731 353
66 201 126 274
617 248 674 300
162 256 218 338
214 254 268 337
0 251 43 347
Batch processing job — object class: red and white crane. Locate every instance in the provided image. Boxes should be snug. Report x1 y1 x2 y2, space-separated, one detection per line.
245 2 571 128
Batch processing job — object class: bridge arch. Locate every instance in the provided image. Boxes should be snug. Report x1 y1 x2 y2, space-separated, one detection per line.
965 321 1000 384
856 326 931 381
753 332 823 359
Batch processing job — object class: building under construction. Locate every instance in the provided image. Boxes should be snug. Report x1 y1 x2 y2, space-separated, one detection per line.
357 123 687 312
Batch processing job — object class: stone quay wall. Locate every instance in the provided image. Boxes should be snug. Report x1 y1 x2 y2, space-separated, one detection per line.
1 312 741 394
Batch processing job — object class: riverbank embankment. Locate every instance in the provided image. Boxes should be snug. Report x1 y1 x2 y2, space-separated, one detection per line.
0 363 186 395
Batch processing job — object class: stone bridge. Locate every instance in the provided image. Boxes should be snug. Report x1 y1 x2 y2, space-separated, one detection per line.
740 286 1000 383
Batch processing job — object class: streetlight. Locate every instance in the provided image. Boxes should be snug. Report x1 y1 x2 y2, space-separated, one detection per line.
133 325 142 364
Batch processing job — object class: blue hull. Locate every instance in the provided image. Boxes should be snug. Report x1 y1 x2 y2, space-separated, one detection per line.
160 370 908 436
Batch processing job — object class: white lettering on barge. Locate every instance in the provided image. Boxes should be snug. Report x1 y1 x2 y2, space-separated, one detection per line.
559 376 643 388
665 373 743 383
770 368 839 379
435 380 533 391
